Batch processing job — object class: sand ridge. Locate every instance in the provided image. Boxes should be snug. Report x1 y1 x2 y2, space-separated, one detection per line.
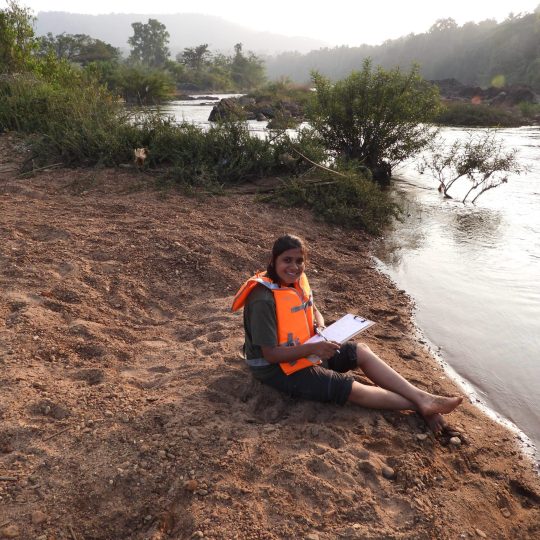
0 134 539 539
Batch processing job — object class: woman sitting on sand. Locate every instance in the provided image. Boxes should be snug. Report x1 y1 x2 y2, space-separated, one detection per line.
231 234 462 432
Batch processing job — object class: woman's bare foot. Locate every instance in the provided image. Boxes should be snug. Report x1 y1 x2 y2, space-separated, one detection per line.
418 394 463 418
424 413 448 434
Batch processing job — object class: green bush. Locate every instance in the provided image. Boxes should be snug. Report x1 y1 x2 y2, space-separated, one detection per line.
107 64 174 104
248 78 313 107
434 102 524 127
0 74 141 166
142 118 278 185
307 61 441 178
262 172 401 235
518 101 540 119
0 73 326 182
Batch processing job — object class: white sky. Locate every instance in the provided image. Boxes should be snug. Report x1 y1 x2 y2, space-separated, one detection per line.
3 0 539 46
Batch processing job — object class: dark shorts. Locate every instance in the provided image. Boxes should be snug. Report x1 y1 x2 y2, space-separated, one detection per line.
257 342 357 406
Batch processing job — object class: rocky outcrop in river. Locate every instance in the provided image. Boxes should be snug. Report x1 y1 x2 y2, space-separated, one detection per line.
431 78 538 106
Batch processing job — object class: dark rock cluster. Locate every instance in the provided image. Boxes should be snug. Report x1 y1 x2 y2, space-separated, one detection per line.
208 96 304 126
431 78 538 106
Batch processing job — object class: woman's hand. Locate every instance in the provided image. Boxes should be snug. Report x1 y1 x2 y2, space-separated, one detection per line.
261 339 340 364
310 340 340 360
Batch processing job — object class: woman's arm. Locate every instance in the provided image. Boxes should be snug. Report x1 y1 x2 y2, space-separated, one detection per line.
261 340 339 364
313 303 325 329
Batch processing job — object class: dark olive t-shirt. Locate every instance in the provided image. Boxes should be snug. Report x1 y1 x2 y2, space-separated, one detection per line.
243 284 281 380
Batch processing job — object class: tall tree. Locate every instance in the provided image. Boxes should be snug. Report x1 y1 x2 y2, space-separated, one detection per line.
230 43 265 89
38 33 120 66
128 18 170 68
179 44 210 71
0 0 37 73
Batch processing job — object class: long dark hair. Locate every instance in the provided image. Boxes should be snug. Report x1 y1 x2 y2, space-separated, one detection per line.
266 234 307 283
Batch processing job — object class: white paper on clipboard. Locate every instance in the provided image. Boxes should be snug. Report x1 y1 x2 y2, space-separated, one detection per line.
305 313 375 345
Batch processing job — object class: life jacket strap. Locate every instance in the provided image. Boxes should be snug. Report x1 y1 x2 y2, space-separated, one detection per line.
291 298 313 313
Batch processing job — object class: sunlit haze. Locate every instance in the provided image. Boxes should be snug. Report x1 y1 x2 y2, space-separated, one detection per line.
3 0 539 46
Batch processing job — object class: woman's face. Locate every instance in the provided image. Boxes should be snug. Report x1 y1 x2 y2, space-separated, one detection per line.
274 247 305 285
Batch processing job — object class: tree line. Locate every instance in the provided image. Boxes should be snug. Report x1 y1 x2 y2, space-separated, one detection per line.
31 17 265 103
264 7 540 90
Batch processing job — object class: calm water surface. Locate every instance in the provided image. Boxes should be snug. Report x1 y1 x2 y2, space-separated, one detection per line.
148 94 269 135
374 127 540 463
161 99 540 462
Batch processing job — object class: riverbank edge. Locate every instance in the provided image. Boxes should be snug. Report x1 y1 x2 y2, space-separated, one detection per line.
372 254 540 471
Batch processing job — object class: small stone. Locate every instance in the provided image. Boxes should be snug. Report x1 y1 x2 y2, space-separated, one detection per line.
184 479 198 491
357 449 370 459
0 525 19 538
191 532 204 539
449 436 461 446
475 529 487 538
416 433 428 441
500 507 511 518
31 510 47 525
306 534 319 540
381 466 395 480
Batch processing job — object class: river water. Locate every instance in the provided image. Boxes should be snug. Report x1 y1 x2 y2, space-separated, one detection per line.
160 98 540 462
374 127 540 463
149 94 269 136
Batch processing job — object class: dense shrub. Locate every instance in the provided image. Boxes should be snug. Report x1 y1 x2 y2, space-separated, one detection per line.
0 74 139 166
0 74 326 184
262 172 401 235
307 61 441 182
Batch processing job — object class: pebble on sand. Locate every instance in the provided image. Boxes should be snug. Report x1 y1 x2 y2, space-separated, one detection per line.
475 529 487 538
31 510 47 525
381 466 396 480
0 525 20 538
184 479 198 491
449 436 462 446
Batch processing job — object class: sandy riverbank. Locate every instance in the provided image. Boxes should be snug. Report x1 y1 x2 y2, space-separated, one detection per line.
0 134 539 539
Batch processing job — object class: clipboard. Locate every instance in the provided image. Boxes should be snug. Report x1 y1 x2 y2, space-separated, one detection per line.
305 313 375 346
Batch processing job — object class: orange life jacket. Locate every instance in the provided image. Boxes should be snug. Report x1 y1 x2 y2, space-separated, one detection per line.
231 272 319 375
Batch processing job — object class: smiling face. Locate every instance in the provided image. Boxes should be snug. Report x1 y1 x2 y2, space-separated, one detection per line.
274 247 306 285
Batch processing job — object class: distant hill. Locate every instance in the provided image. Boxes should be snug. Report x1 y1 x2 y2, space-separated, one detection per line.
264 8 540 91
34 12 327 56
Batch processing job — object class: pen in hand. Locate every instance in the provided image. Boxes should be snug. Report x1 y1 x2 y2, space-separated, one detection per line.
315 326 340 354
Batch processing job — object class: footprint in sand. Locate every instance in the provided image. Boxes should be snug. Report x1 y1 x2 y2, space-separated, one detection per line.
175 326 206 342
147 366 172 374
30 224 71 242
205 330 226 343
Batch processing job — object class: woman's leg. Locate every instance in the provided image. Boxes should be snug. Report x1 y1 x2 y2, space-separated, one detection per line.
349 343 462 418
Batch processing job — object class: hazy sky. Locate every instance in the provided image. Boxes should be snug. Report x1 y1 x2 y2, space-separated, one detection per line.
4 0 540 46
